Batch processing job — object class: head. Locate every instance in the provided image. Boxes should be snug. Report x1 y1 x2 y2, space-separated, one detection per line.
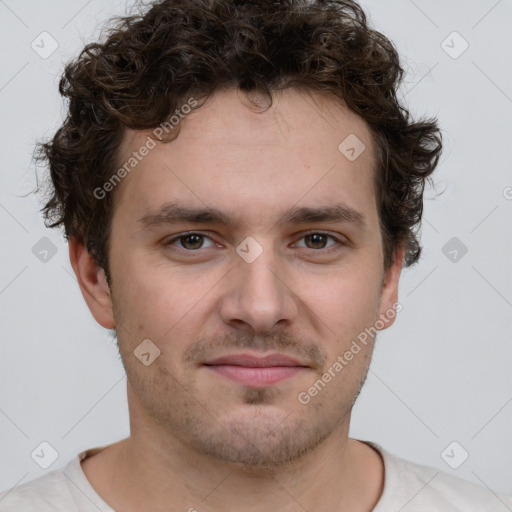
36 0 442 469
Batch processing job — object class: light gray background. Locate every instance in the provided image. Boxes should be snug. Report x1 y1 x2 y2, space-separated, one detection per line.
1 0 511 498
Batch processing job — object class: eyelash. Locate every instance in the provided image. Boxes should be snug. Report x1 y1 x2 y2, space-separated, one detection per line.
163 231 346 254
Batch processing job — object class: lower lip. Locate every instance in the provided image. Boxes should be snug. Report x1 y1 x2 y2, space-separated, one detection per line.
205 365 306 386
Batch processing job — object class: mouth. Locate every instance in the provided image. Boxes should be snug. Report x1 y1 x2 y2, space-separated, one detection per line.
202 352 310 387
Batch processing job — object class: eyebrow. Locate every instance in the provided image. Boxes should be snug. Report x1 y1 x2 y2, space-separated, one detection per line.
137 202 366 230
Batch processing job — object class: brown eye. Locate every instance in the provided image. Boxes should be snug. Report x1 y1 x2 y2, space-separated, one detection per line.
165 232 216 251
295 232 341 251
304 233 329 249
179 234 204 250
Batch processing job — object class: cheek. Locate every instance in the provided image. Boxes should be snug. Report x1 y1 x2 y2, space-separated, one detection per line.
299 265 382 353
112 253 220 341
307 263 381 314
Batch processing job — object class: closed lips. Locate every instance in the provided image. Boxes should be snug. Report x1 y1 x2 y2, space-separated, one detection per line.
203 353 308 367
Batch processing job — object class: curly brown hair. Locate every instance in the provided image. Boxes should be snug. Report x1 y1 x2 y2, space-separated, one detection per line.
36 0 442 285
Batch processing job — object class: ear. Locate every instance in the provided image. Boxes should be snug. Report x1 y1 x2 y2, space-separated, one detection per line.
68 236 115 329
377 243 405 330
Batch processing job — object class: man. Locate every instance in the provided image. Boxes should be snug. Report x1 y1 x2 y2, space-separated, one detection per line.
1 0 510 510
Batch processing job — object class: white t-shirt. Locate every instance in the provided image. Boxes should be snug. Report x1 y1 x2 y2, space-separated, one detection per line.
1 441 511 511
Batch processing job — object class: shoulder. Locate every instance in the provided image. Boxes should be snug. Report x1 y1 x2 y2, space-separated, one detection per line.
366 441 512 511
0 469 72 511
0 446 114 512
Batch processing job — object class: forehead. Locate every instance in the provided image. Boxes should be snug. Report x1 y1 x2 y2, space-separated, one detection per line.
113 87 378 229
138 88 374 152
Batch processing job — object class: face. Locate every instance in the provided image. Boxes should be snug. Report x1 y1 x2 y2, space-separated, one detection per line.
76 87 403 469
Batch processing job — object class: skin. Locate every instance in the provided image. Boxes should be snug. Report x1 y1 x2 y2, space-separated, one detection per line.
69 87 405 512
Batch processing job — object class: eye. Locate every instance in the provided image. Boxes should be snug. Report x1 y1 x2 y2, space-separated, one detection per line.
294 232 344 251
164 232 217 251
162 231 346 254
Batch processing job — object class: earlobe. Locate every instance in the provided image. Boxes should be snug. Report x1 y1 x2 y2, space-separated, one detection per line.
377 244 405 331
68 236 115 329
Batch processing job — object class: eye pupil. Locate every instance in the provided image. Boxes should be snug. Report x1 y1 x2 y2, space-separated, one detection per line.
306 233 327 249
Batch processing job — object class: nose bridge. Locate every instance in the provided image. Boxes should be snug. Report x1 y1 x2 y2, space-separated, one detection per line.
220 236 298 331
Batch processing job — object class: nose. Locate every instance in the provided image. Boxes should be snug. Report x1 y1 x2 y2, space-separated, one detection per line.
219 243 299 333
